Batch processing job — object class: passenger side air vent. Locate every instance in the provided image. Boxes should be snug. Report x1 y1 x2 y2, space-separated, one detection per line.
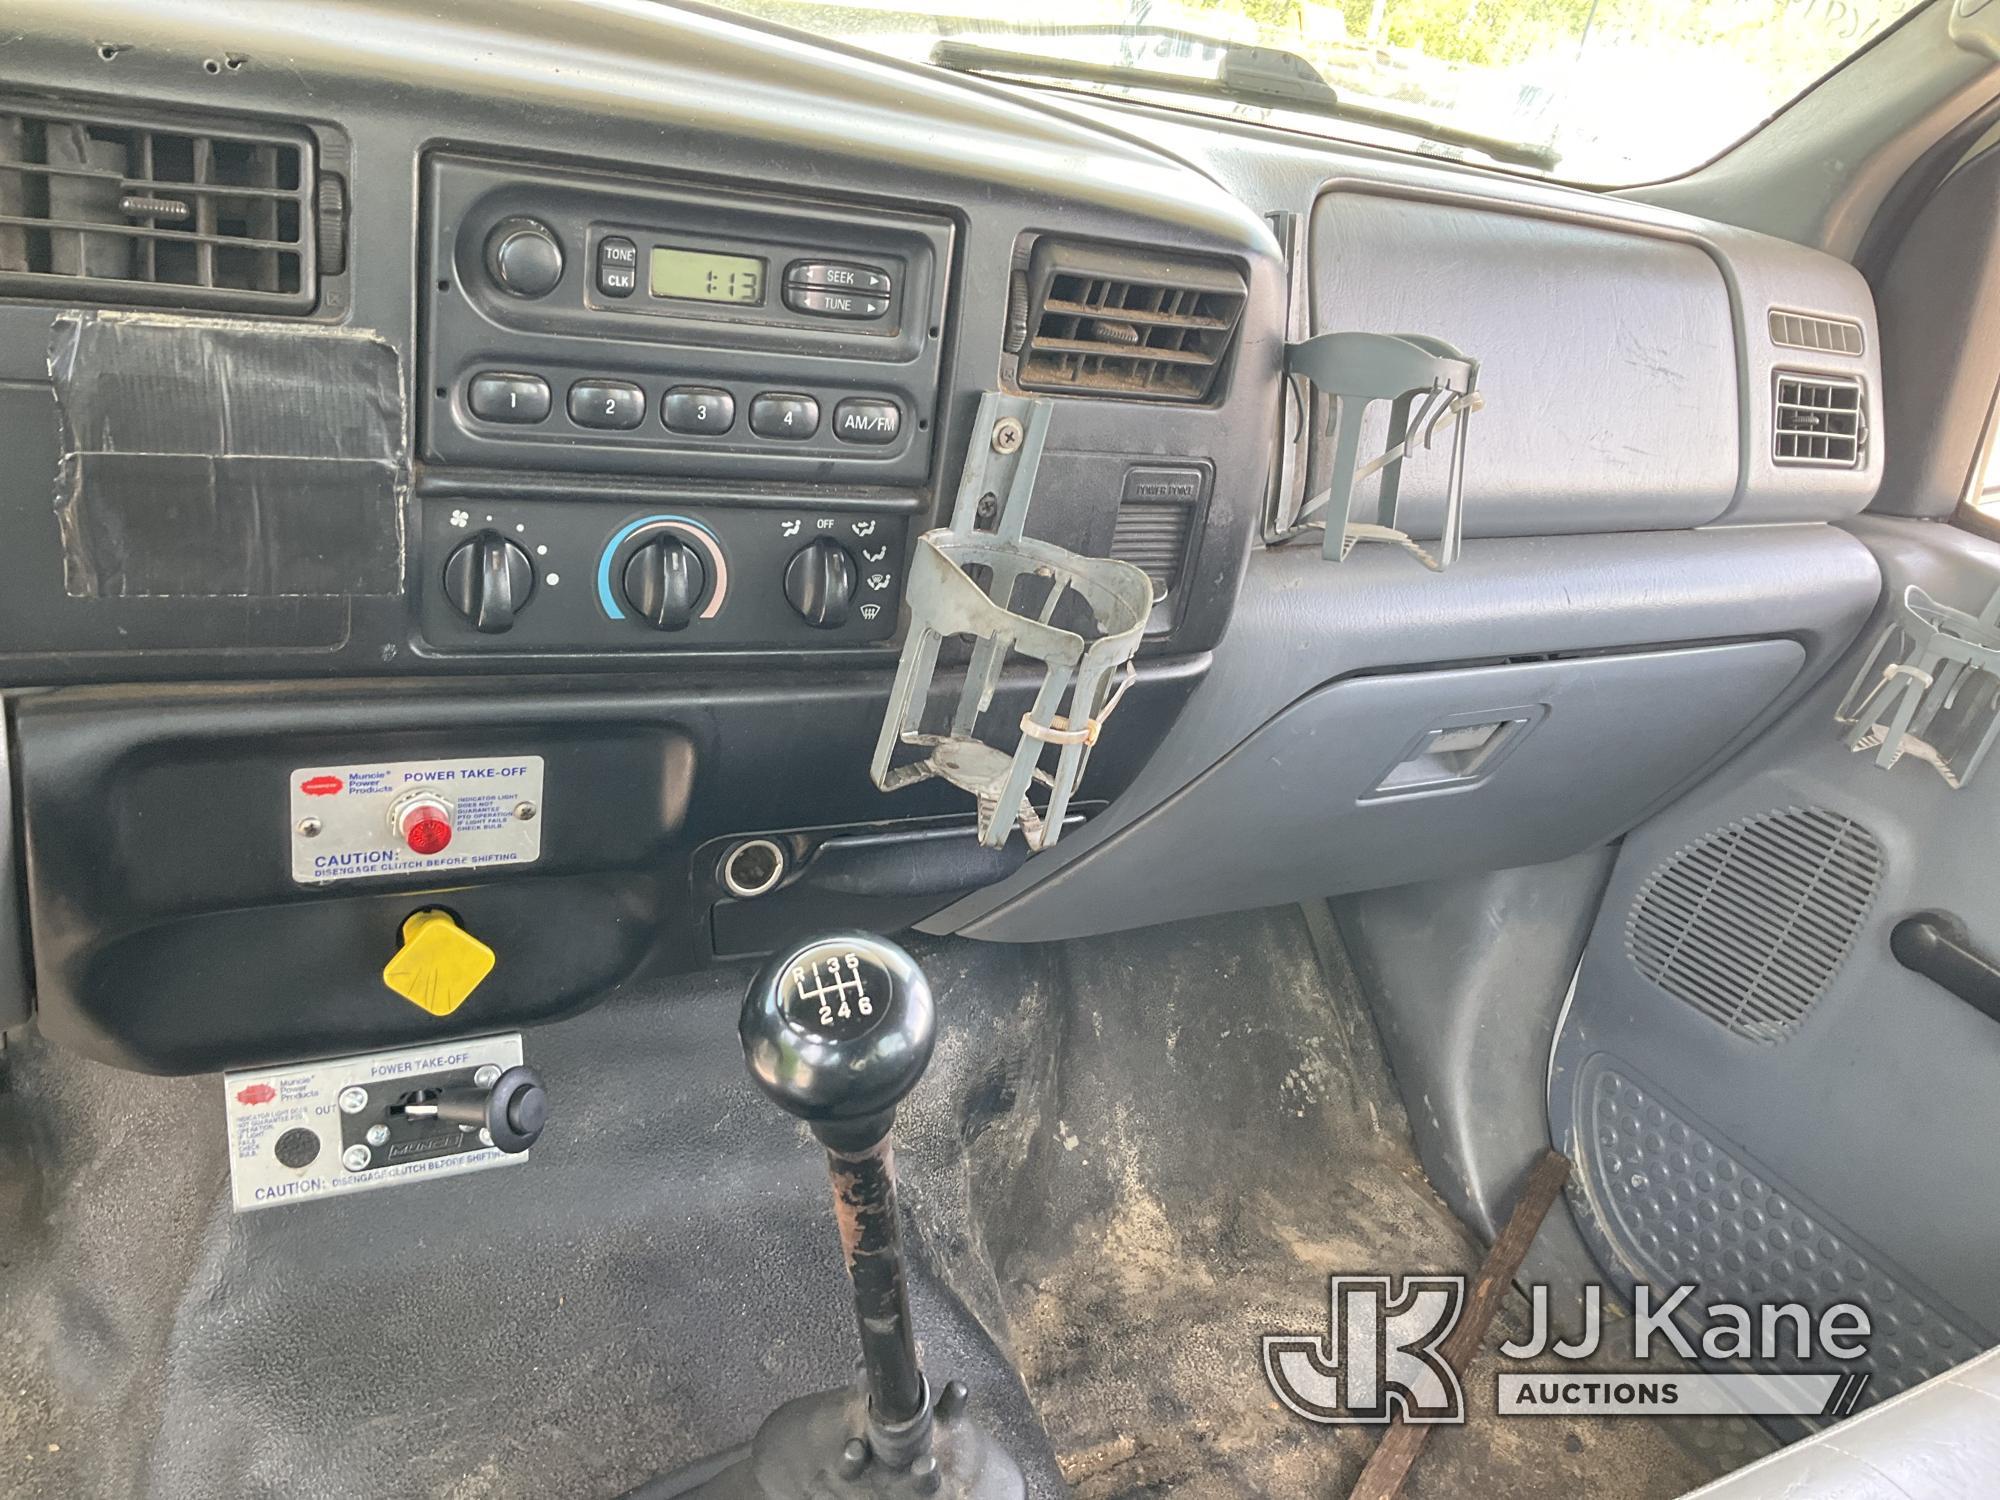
1013 240 1246 403
1626 806 1882 1044
1768 309 1864 356
1773 371 1865 468
0 99 316 313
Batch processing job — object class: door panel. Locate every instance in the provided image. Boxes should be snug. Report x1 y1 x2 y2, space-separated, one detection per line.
1552 513 2000 1415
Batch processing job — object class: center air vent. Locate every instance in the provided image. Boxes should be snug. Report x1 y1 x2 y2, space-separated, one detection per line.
1773 371 1865 468
1768 309 1864 356
1012 239 1246 403
0 99 318 313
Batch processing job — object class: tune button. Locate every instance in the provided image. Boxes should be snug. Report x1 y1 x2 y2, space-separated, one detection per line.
784 287 889 319
749 392 820 440
663 386 736 435
568 379 645 430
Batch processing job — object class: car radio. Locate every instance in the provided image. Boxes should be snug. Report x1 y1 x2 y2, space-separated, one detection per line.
421 154 953 487
416 155 954 653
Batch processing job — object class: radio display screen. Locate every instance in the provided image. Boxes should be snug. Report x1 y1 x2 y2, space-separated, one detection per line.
649 246 765 304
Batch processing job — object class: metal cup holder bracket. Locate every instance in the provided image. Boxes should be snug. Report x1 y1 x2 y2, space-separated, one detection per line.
1273 329 1483 570
870 394 1152 851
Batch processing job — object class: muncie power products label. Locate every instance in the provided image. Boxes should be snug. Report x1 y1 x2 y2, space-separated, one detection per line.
289 755 544 884
224 1035 527 1212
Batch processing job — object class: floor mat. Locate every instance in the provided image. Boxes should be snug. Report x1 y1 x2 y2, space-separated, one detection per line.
0 960 1064 1500
917 907 1774 1499
0 905 1768 1498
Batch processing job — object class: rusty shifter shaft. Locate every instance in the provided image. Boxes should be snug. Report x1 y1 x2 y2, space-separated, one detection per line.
739 933 939 1461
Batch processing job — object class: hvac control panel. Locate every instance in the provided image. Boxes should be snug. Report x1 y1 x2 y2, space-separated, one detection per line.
422 154 952 487
417 495 909 650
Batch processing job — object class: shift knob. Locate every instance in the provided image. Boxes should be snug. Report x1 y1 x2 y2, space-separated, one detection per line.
740 933 934 1148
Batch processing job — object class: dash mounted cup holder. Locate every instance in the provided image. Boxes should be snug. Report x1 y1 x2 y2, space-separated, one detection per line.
870 394 1151 852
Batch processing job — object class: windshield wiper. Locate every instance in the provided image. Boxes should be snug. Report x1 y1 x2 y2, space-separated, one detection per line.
928 34 1559 173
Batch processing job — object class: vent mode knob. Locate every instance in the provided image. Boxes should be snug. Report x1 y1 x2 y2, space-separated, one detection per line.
783 538 855 630
484 217 564 298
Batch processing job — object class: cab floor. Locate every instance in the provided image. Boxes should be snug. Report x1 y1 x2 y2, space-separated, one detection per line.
0 906 1764 1498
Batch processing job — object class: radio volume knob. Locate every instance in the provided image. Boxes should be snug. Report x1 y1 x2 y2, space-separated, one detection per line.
784 538 856 630
622 536 707 631
484 217 564 298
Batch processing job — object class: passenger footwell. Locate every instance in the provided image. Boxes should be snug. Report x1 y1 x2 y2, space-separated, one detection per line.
916 907 1772 1499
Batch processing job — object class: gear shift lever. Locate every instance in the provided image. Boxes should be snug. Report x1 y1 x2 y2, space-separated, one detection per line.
626 933 1024 1500
740 935 936 1454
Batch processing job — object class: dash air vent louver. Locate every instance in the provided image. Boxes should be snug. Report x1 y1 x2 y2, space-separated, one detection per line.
1626 806 1882 1044
1012 239 1246 403
1768 309 1864 356
0 99 317 312
1774 371 1865 468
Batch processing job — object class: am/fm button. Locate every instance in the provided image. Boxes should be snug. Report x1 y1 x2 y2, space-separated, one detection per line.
832 398 901 445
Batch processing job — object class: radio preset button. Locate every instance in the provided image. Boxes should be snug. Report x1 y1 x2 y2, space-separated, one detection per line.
568 380 645 430
786 260 892 295
784 287 889 319
663 386 736 435
467 372 551 424
749 393 820 440
832 398 901 445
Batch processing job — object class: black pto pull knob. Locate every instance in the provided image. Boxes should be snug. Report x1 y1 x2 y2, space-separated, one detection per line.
622 535 708 631
424 1065 548 1154
484 216 564 297
442 532 536 634
740 932 934 1148
783 538 856 630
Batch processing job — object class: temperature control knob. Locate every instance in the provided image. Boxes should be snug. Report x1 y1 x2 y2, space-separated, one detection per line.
443 532 536 634
484 217 563 297
783 538 855 630
622 535 707 631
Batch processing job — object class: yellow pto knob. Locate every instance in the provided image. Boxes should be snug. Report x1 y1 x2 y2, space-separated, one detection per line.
382 909 495 1017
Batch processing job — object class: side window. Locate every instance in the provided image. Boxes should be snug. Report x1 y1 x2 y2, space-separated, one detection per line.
1978 433 2000 516
1966 384 2000 520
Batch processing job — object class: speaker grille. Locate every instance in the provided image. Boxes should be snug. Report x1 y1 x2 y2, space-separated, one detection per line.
1626 807 1882 1043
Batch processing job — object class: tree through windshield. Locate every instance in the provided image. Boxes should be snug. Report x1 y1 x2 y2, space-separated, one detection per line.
710 0 1922 183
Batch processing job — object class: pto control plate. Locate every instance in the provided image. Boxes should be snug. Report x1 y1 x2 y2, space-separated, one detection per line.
289 755 544 884
224 1034 529 1211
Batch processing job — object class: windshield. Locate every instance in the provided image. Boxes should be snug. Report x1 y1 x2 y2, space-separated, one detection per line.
706 0 1923 184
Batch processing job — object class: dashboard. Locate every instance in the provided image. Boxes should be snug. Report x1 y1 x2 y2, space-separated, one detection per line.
0 0 1886 1078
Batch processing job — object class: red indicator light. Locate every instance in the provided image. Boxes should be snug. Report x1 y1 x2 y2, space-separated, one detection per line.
404 816 452 855
398 797 455 855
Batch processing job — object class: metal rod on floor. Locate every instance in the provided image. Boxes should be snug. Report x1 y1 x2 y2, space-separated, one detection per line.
1346 1148 1573 1500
